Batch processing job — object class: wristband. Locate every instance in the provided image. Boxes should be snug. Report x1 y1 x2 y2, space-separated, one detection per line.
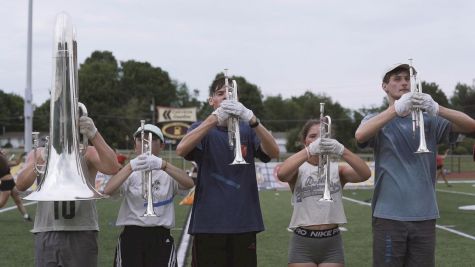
249 117 260 128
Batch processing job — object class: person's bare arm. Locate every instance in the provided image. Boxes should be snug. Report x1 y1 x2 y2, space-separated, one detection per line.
438 106 475 134
15 150 42 191
277 149 308 183
176 115 218 157
355 106 397 144
103 164 133 195
161 161 195 190
250 116 280 159
339 149 371 186
86 132 121 176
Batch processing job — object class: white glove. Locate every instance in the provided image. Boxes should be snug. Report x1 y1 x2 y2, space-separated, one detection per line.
319 138 345 156
307 138 322 156
212 107 229 126
394 92 414 117
412 93 439 116
130 154 163 171
220 100 254 122
79 116 97 139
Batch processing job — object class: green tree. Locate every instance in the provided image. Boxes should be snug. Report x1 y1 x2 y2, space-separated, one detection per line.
32 100 50 132
0 90 24 132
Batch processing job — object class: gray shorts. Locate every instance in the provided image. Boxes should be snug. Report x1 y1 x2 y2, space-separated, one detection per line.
372 217 436 267
288 228 345 264
35 231 98 267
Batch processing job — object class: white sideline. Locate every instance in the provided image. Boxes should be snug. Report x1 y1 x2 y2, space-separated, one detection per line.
176 210 192 267
436 189 475 197
0 201 36 213
342 196 475 241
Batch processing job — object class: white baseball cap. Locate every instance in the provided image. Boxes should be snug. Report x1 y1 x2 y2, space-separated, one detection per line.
133 124 164 143
382 63 416 82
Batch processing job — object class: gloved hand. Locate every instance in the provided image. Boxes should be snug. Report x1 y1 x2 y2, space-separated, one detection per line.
319 138 345 156
79 116 97 139
307 138 322 156
412 93 439 116
212 107 230 126
130 154 163 171
220 100 254 122
394 92 414 117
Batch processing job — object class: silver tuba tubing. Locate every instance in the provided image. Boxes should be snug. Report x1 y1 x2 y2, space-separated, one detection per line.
318 103 333 202
24 13 104 201
224 70 247 165
408 59 430 154
140 120 157 217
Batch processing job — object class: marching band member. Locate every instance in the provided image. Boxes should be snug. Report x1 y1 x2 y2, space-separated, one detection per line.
278 119 371 267
176 74 279 267
16 116 120 267
104 124 193 267
0 150 31 221
355 63 475 266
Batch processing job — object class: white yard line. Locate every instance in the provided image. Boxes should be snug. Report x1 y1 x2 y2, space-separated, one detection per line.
342 196 475 241
0 201 36 213
176 210 192 267
436 189 475 197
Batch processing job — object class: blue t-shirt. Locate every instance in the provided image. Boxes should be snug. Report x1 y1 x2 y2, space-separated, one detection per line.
358 113 452 221
185 121 270 234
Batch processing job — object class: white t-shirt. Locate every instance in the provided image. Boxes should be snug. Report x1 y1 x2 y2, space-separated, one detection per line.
116 170 188 229
288 161 347 229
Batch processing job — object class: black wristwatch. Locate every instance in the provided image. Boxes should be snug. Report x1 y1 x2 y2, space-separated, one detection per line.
249 117 260 128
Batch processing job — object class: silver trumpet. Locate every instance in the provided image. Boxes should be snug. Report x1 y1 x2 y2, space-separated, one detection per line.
318 103 333 202
224 69 247 165
408 59 430 154
140 120 158 217
25 13 104 201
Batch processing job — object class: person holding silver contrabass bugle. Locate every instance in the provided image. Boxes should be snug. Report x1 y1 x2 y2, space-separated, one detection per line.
176 71 279 267
277 115 371 267
15 13 121 267
355 61 475 267
103 123 194 267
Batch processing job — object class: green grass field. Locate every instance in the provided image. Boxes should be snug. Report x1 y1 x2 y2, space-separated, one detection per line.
1 182 474 266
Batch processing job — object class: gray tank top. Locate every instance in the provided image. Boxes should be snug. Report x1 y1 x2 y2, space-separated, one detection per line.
289 161 347 229
32 200 98 233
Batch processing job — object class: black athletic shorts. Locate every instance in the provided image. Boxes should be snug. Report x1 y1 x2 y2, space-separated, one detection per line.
0 179 15 191
191 232 257 267
114 225 177 267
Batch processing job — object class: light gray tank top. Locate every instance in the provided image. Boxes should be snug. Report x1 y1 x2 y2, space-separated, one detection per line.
288 161 347 229
32 200 98 233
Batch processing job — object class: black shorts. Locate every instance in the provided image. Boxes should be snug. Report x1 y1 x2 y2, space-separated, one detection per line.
436 165 442 170
114 225 177 267
191 232 257 267
0 179 15 191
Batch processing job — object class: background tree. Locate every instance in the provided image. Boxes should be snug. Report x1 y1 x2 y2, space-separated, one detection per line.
0 90 24 132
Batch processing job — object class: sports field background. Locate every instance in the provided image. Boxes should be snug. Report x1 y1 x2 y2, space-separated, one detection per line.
1 182 474 266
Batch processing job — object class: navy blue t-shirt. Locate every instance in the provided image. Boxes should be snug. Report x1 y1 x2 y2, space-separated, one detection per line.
185 121 270 234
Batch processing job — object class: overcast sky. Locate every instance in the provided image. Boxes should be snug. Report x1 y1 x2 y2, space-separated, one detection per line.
1 0 474 110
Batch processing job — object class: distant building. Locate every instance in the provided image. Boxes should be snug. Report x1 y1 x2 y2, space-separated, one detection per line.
0 132 24 148
0 132 48 149
271 131 287 154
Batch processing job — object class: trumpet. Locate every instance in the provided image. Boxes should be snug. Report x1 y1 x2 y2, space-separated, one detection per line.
224 69 247 165
408 59 430 154
140 120 157 217
318 103 333 202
